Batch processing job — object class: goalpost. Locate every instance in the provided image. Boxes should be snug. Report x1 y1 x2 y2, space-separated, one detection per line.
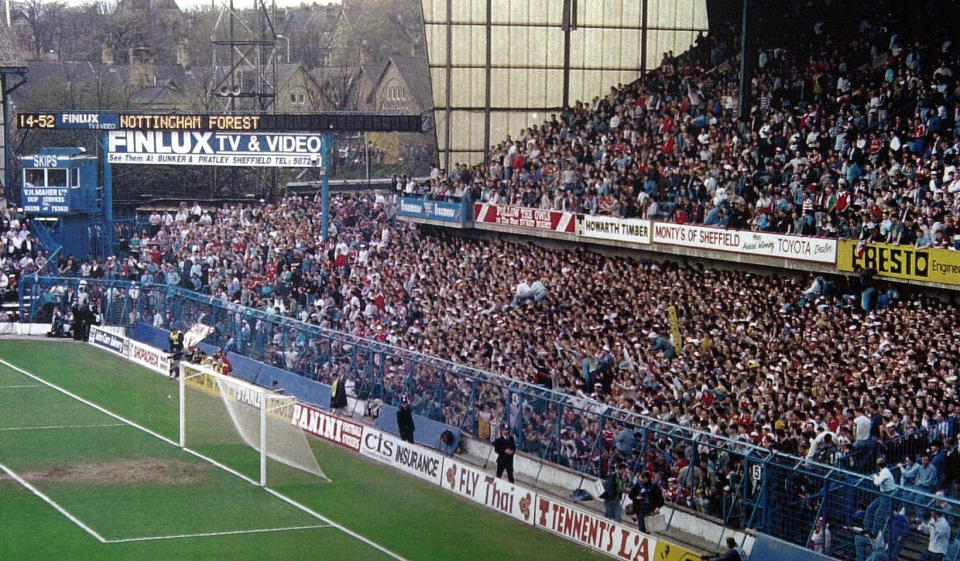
179 362 329 486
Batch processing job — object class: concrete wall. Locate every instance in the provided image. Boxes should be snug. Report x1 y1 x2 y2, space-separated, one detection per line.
461 431 755 555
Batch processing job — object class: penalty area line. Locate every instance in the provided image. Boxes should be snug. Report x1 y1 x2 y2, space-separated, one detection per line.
0 358 413 561
105 524 332 544
0 460 107 543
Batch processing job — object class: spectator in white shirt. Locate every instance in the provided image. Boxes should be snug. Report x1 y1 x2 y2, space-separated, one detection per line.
854 408 873 443
509 280 532 308
529 280 548 304
807 431 839 462
864 458 896 537
917 510 951 561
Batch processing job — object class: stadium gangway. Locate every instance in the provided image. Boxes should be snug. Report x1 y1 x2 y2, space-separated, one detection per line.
17 274 960 559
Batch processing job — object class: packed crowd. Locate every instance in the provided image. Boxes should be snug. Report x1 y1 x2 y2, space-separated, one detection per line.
407 0 960 248
16 1 960 551
0 206 47 320
51 192 960 511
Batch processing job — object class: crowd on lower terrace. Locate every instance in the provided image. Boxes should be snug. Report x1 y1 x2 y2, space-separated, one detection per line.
408 0 960 249
0 206 47 319
44 192 960 523
9 1 960 552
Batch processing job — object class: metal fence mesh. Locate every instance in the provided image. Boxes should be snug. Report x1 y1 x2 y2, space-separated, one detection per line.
19 275 960 560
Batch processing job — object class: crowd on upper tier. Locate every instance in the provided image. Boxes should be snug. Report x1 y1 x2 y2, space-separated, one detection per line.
405 1 960 248
7 1 960 539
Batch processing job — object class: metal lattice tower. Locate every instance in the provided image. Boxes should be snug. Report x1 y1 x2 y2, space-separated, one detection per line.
210 0 281 112
209 0 284 198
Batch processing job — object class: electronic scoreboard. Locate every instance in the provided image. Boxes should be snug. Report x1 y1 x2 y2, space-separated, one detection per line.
16 112 424 133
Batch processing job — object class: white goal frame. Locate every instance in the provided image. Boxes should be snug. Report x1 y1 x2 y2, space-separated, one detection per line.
178 362 325 486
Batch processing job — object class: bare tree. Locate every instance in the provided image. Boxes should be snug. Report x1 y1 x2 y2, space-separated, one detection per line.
177 7 218 67
14 0 65 60
90 64 133 108
97 8 163 63
309 65 363 111
179 64 219 111
282 4 339 67
55 2 108 62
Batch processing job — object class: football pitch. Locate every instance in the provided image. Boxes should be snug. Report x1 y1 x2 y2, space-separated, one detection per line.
0 340 604 561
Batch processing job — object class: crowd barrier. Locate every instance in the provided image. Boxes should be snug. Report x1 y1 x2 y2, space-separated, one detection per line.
84 324 691 560
377 404 460 453
20 276 960 560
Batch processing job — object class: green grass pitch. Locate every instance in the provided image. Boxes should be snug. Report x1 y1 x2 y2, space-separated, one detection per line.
0 340 605 561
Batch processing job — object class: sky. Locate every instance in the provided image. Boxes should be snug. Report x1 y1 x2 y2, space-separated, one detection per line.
173 0 340 10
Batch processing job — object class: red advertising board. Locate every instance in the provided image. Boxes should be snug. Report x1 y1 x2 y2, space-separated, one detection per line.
292 402 363 452
534 495 658 561
474 203 576 233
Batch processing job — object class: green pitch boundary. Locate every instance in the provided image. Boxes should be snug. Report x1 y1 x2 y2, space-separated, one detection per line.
0 340 608 561
0 357 410 561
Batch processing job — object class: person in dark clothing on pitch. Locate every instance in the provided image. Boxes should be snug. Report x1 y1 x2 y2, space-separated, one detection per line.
169 329 184 358
168 329 184 379
629 470 665 532
71 301 84 341
494 424 516 483
330 373 349 416
397 396 415 443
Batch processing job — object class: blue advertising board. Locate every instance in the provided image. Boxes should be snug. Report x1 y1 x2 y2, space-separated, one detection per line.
106 131 327 167
397 197 467 226
88 326 126 354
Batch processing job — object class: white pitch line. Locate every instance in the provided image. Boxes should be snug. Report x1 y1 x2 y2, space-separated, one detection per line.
105 524 331 544
0 358 412 561
0 460 107 543
0 423 127 432
0 359 182 448
0 384 44 388
262 487 412 561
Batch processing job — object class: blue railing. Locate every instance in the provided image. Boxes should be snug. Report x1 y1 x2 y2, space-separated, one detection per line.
835 421 958 475
30 220 61 254
18 275 960 560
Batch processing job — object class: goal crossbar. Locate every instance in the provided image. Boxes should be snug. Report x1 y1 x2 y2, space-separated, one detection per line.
179 362 328 485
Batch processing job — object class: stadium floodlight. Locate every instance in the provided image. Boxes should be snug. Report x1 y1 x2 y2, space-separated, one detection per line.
179 362 328 486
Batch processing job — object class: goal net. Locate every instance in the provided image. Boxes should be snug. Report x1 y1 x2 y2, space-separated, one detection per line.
179 362 328 485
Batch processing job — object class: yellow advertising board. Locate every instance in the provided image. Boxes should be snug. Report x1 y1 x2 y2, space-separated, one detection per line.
836 241 960 286
183 363 222 397
668 305 683 355
654 540 702 561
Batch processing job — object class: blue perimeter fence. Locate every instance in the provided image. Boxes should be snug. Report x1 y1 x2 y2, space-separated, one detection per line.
17 275 960 560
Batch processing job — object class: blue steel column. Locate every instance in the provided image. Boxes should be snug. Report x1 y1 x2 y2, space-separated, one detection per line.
101 133 115 257
321 132 333 240
2 74 9 201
